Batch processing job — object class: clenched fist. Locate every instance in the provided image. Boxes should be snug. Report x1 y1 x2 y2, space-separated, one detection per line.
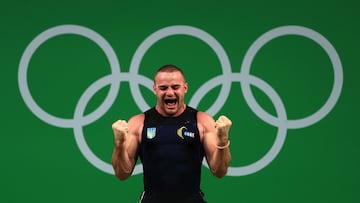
112 120 129 146
215 115 232 143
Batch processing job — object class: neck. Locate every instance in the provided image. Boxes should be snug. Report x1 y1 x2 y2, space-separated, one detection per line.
155 104 186 117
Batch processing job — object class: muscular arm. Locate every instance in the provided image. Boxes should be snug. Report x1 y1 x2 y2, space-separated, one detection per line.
111 114 143 180
198 112 232 178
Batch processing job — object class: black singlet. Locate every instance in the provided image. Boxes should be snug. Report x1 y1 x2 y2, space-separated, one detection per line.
139 106 205 193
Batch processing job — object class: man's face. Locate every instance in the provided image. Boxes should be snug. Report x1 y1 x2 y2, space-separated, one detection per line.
153 71 188 117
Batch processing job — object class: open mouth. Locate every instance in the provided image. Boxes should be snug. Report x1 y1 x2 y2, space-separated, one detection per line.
164 98 177 107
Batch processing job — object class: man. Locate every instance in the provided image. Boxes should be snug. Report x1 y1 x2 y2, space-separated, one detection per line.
112 64 232 203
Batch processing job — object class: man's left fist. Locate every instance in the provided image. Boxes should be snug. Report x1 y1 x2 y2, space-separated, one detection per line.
215 115 232 143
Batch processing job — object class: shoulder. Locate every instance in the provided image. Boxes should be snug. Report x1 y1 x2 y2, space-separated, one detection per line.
128 113 145 127
196 111 216 140
128 113 144 132
197 111 215 124
127 113 145 142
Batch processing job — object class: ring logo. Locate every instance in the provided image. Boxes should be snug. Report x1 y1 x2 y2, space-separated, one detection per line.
18 24 343 176
177 126 195 140
177 126 187 139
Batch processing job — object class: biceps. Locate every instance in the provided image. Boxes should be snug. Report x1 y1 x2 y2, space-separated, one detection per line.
203 131 217 160
127 134 140 160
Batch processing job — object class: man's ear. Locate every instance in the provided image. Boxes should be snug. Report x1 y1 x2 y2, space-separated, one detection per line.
184 82 188 93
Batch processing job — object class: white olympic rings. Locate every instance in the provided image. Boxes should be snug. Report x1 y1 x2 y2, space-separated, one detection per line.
18 24 343 176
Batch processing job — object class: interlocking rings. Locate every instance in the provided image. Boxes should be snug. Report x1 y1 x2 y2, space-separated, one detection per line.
18 24 343 176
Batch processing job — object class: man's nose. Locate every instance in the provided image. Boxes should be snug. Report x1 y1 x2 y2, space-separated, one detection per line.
165 88 175 96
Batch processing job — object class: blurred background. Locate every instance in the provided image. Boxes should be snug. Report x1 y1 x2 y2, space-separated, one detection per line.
1 0 359 202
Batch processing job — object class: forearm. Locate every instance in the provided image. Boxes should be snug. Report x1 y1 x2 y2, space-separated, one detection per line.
209 143 231 178
210 115 232 177
111 143 135 180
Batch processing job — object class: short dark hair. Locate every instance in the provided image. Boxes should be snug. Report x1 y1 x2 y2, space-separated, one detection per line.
154 64 186 80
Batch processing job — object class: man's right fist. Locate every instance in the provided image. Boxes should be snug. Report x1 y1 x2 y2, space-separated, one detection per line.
112 120 128 145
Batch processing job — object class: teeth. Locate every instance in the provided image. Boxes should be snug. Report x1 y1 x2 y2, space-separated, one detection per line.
165 99 177 104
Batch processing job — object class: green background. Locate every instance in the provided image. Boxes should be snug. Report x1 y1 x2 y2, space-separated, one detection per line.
1 0 359 202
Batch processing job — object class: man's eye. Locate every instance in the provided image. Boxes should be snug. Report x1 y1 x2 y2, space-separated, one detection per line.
172 85 180 90
159 86 168 91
